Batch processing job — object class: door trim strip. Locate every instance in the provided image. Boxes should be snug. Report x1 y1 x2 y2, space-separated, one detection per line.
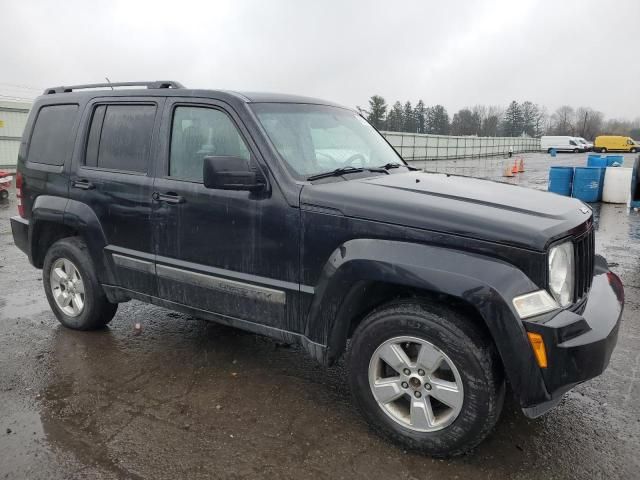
156 264 287 305
112 253 155 274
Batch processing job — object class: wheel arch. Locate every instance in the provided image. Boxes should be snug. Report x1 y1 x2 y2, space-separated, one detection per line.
29 196 116 285
304 239 549 406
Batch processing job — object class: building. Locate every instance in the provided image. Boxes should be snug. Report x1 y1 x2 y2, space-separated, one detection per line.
0 100 32 169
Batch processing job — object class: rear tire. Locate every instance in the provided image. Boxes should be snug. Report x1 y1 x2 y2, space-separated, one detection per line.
600 147 607 153
43 237 117 330
0 189 8 200
348 300 504 457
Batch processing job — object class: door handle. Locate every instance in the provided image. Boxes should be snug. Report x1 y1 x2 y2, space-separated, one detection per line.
152 192 185 204
72 179 95 190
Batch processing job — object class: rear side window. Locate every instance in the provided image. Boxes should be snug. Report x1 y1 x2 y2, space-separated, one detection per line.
85 104 156 173
28 104 79 165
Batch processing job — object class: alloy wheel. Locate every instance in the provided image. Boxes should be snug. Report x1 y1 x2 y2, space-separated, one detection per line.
368 336 464 432
50 258 85 317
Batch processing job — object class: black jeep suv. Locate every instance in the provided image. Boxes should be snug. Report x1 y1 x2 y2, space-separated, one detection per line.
11 81 624 456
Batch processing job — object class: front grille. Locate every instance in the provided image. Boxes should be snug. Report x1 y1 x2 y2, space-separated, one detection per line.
574 226 595 301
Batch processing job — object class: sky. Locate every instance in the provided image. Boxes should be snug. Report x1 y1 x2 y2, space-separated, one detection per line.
1 0 639 119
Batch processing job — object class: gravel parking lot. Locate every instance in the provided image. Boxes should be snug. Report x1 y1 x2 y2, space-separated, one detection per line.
1 152 639 479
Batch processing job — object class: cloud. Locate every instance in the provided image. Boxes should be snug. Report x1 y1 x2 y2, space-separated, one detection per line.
1 0 639 118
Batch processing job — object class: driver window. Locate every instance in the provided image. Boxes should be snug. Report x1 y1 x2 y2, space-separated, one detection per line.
169 106 250 182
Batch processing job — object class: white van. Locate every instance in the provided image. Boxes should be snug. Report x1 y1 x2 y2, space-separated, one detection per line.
540 136 585 153
575 137 593 151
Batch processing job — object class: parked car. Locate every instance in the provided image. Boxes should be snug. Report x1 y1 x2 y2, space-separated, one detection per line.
0 170 12 199
540 135 585 153
11 81 624 457
575 137 593 151
594 135 639 153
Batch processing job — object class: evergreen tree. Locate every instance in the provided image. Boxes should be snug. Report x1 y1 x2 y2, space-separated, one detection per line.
450 108 481 135
502 101 524 136
403 101 415 132
386 101 404 132
521 101 539 137
426 105 450 135
365 95 387 130
414 100 426 134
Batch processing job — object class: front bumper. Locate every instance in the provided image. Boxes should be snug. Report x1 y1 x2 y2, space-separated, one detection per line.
520 254 624 417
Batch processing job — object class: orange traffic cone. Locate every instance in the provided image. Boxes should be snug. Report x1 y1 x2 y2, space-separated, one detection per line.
518 158 525 173
511 159 519 174
503 161 514 177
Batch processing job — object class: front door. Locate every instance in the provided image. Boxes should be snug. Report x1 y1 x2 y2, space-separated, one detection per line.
151 99 300 330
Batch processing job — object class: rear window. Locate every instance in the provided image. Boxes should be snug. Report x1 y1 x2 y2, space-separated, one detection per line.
28 104 79 166
85 104 156 173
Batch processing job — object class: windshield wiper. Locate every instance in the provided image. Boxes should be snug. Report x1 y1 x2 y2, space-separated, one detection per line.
306 166 388 181
379 162 402 169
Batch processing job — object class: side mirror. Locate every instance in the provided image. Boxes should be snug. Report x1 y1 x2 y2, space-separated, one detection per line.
203 156 264 191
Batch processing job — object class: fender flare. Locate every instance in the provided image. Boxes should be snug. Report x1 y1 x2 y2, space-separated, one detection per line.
304 238 549 406
29 195 116 284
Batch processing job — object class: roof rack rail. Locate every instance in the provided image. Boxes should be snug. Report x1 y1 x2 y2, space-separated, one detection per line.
43 81 185 95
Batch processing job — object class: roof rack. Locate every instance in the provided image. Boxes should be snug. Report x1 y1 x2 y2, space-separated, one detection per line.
43 80 185 95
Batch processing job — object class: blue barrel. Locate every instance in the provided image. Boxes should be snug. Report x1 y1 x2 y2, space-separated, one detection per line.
572 167 604 202
587 154 607 167
548 166 574 196
606 155 624 167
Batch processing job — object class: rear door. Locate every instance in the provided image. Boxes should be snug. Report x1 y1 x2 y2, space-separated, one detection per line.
150 98 301 331
69 97 165 295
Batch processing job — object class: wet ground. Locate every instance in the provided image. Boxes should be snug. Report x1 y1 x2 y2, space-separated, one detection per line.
1 153 639 479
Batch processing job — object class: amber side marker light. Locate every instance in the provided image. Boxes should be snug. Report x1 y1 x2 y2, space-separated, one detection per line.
527 332 548 368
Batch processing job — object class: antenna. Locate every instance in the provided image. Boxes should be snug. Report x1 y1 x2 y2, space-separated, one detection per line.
105 77 114 90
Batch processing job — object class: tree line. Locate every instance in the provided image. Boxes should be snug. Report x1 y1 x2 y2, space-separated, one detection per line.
358 95 640 139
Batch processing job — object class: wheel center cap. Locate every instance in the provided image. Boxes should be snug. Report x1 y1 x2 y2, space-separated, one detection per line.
409 376 422 389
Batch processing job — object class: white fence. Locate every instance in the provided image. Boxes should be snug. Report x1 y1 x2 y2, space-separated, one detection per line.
381 131 540 161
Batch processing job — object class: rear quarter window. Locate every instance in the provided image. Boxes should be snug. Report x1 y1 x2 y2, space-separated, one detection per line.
28 104 79 166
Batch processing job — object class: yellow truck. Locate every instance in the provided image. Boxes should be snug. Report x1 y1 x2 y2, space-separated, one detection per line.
594 135 639 153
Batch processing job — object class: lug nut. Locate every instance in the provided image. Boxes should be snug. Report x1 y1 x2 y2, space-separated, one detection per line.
418 369 425 376
401 382 409 389
403 368 411 375
414 391 422 398
424 383 432 391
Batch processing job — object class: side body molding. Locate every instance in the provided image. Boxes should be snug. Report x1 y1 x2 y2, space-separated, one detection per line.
304 238 550 406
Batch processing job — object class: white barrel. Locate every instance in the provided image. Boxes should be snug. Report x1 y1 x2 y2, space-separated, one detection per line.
602 167 633 203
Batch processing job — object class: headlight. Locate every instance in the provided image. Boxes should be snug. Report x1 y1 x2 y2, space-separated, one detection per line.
548 241 574 307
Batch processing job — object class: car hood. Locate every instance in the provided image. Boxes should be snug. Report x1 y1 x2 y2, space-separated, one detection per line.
300 171 591 250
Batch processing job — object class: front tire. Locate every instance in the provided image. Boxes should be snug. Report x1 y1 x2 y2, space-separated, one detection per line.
43 237 117 330
600 147 607 153
348 300 504 457
631 147 637 153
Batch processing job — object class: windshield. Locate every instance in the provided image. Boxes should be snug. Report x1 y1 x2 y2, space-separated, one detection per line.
251 103 404 179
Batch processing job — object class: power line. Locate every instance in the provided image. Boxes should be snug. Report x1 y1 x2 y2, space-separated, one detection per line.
0 94 35 101
0 82 43 91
